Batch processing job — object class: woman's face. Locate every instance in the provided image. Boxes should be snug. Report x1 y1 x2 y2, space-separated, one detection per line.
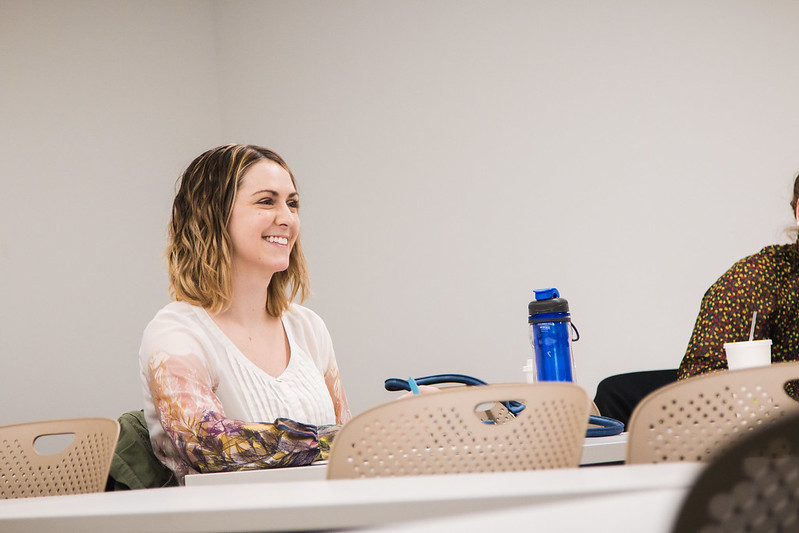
226 160 299 279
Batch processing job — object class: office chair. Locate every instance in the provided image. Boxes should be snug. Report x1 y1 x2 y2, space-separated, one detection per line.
671 410 799 532
0 417 120 498
627 361 799 465
328 382 590 479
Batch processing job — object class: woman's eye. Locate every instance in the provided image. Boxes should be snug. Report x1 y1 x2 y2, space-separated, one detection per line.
288 200 300 209
257 197 274 206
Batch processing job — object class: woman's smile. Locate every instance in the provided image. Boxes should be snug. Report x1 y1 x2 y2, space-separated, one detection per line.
264 235 290 246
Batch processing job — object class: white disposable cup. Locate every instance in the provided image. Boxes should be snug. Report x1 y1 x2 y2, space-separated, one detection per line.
723 339 772 371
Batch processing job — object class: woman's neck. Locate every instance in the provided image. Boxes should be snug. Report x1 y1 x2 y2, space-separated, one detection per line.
214 269 274 328
207 271 289 377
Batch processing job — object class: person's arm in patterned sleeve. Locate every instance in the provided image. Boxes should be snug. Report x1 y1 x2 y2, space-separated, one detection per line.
147 350 337 473
324 355 351 425
679 255 772 379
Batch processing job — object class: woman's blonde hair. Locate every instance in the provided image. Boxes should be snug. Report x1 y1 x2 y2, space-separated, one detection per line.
167 144 309 317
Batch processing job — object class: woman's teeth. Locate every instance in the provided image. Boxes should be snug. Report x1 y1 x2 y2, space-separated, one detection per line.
265 236 288 245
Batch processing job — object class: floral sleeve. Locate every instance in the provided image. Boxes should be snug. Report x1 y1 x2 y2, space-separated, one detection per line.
324 359 352 425
147 350 337 473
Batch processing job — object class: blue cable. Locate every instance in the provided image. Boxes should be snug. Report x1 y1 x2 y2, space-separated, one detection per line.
385 374 525 414
586 415 624 437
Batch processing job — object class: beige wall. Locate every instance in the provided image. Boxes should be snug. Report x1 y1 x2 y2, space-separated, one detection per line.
0 0 222 424
2 0 799 424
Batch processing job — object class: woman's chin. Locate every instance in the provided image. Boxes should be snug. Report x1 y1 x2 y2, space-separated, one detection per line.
269 260 291 274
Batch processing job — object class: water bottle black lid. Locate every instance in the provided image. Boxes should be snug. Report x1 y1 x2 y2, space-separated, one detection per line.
528 287 570 316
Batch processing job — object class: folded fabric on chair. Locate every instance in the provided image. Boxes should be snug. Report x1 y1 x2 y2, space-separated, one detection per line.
106 410 177 490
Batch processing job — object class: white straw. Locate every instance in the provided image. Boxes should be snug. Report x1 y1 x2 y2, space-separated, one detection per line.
749 311 757 342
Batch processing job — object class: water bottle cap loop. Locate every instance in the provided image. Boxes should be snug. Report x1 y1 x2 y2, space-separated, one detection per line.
533 287 560 300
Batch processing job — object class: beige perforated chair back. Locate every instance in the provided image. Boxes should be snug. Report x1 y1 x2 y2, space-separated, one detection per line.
626 361 799 465
0 417 120 498
327 382 590 479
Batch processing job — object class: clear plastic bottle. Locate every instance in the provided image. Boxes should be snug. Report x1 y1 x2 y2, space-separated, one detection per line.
528 288 578 382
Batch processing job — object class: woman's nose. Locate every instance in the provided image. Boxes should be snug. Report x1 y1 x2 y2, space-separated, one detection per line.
275 203 296 226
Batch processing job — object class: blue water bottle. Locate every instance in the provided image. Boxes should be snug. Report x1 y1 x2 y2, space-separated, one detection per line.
528 288 579 382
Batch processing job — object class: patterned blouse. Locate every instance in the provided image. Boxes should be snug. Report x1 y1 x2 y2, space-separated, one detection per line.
679 244 799 378
140 301 351 483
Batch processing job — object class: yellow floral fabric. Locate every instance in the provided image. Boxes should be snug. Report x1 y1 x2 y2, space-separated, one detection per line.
147 351 337 473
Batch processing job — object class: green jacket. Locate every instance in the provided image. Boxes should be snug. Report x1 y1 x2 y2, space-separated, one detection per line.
106 410 177 490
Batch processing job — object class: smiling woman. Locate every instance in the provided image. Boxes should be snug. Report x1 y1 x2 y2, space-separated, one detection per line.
140 145 351 484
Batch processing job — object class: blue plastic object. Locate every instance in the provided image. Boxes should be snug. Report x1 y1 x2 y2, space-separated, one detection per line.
586 415 624 437
533 288 560 300
529 287 577 382
385 374 526 415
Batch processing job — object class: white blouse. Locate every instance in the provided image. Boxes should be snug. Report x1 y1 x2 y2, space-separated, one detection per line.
139 301 345 481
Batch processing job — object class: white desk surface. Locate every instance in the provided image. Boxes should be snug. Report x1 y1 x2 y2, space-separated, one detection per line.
580 431 627 465
183 432 630 487
369 485 687 533
0 461 703 533
185 461 329 486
